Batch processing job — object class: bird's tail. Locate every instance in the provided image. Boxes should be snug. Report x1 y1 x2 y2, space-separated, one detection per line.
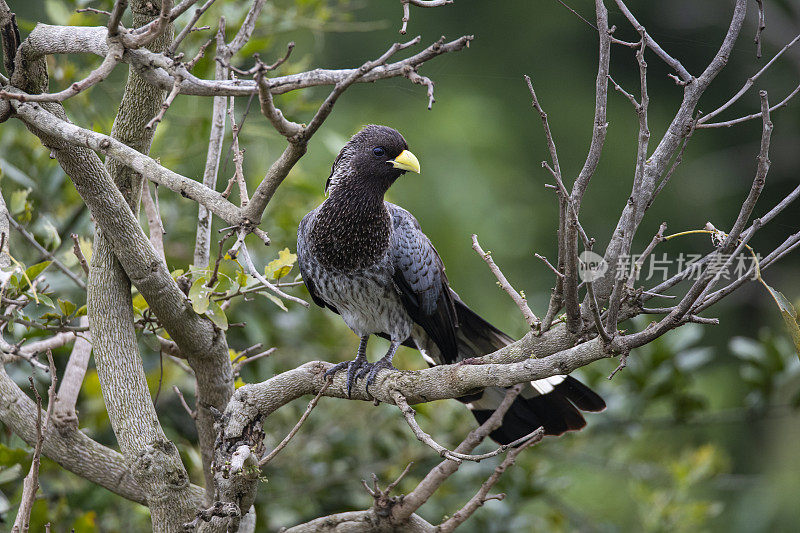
452 297 606 445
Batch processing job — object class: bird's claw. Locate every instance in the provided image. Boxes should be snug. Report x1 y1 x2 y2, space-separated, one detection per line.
325 357 368 398
326 357 396 397
356 358 397 395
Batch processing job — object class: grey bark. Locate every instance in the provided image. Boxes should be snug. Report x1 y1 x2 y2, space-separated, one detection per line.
84 4 199 531
51 316 91 431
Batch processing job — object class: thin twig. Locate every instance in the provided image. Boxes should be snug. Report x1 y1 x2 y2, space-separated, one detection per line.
698 32 800 125
394 386 525 520
754 0 765 59
8 216 86 290
613 0 693 83
607 351 628 380
436 426 545 533
392 391 542 464
76 7 112 16
226 96 249 206
141 182 166 261
0 42 125 103
0 313 89 332
698 83 800 128
168 0 217 55
230 342 265 364
471 235 540 330
145 75 183 130
626 222 667 290
232 347 276 376
398 0 452 34
586 277 611 343
173 386 197 419
207 229 234 289
70 234 89 276
12 352 56 533
534 253 565 279
259 378 331 466
238 244 308 307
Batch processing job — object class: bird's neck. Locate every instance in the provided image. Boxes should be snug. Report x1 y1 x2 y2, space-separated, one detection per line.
310 189 391 270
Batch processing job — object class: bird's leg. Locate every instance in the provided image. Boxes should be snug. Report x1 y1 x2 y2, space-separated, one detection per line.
357 341 400 394
325 335 369 398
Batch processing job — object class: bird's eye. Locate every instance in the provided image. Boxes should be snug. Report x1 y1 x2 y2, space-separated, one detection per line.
372 146 386 157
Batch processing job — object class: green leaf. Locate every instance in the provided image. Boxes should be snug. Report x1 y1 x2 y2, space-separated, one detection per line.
57 298 77 317
206 300 228 330
75 304 88 317
44 0 72 24
71 510 97 531
0 443 29 465
218 258 242 280
23 261 52 288
132 293 149 314
758 280 800 359
262 291 288 312
9 188 31 216
78 236 93 265
33 217 61 251
214 273 234 294
35 293 55 309
264 248 297 280
188 276 212 314
0 463 22 484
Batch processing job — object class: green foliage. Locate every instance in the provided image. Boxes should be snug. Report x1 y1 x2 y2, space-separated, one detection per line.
758 280 800 359
633 445 727 533
264 248 297 280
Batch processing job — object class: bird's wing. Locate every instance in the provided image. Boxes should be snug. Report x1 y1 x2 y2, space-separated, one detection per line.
387 203 459 362
297 210 339 313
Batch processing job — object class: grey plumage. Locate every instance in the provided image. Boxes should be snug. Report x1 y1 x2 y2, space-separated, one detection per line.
297 125 605 444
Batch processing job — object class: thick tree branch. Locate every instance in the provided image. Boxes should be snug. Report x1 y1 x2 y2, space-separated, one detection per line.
51 317 91 431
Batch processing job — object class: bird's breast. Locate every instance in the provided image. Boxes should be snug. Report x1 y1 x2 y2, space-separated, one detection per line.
308 197 392 271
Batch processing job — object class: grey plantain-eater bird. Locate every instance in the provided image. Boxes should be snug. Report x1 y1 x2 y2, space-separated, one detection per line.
296 125 605 444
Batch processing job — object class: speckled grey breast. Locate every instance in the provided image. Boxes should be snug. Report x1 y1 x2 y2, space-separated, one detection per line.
297 207 414 341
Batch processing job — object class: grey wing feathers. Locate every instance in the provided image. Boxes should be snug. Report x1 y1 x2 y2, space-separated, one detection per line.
297 210 338 312
388 204 459 362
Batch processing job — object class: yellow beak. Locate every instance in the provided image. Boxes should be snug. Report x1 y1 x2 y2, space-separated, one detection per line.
391 150 421 174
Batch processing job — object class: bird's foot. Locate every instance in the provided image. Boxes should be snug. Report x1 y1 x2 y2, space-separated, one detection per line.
355 357 397 395
325 357 368 398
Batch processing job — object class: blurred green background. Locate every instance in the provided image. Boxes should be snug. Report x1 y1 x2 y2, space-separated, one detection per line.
1 0 800 531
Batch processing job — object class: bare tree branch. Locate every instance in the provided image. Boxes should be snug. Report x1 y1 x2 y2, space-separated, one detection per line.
142 181 166 262
436 427 544 533
697 32 800 126
613 0 693 83
12 352 56 533
51 317 91 432
399 0 453 35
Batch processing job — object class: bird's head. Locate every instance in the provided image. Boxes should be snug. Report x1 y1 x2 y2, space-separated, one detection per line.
325 125 421 196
